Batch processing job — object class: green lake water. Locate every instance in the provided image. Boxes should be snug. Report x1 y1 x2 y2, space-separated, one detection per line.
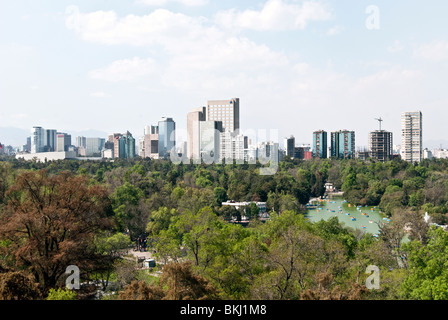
304 197 388 237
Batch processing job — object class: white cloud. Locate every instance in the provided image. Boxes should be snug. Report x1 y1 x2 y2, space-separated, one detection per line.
68 8 211 47
414 40 448 62
135 0 208 6
89 57 156 82
71 7 290 92
214 0 332 31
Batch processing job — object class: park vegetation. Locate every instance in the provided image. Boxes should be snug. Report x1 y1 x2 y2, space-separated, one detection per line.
1 155 448 300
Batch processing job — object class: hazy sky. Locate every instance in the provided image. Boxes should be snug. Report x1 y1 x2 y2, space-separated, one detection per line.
1 0 448 148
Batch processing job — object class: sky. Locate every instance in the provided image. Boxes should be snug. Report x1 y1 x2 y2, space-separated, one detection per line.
1 0 448 149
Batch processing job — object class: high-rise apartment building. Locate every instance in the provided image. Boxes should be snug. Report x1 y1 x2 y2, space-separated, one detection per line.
205 98 240 133
158 117 176 159
313 130 327 159
369 130 393 162
331 130 355 159
187 107 206 161
401 111 423 163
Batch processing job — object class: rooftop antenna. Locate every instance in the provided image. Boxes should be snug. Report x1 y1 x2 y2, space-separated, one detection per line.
375 117 383 131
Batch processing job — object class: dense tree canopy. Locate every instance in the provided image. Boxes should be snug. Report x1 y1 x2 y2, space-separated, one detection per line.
1 156 448 300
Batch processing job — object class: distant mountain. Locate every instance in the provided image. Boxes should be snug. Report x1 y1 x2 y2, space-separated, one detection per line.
0 127 109 148
0 127 30 147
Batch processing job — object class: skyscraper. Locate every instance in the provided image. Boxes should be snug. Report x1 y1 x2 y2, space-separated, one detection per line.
401 111 423 163
140 125 159 159
219 131 245 163
199 120 223 163
369 130 393 162
158 117 176 159
56 133 72 152
285 136 295 158
331 130 355 159
116 131 135 159
187 107 206 161
205 98 240 133
85 137 105 156
45 129 57 152
76 136 87 149
313 130 327 159
31 126 45 153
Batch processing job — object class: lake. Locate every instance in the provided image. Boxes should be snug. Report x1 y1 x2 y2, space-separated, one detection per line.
304 196 388 237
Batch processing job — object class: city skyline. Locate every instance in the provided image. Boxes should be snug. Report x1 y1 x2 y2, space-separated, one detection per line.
1 1 448 148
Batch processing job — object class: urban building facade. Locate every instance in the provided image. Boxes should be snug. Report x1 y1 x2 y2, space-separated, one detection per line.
369 130 393 162
76 136 87 149
187 107 206 161
45 129 57 152
205 98 240 133
56 133 72 152
313 130 327 159
111 132 135 159
85 137 105 156
158 117 176 159
285 136 295 158
31 126 46 153
199 120 222 163
401 111 423 163
331 130 355 159
219 131 245 163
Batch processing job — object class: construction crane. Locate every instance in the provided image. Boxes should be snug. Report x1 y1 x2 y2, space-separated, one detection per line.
375 117 383 131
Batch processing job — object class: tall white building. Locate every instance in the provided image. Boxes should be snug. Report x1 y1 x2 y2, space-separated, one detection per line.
187 107 206 161
56 133 72 152
401 111 423 163
31 126 46 153
219 131 245 163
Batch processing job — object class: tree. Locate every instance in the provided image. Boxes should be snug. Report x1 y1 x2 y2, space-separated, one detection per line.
0 271 42 300
94 232 132 291
213 187 228 207
118 261 218 300
245 202 260 220
0 170 113 294
146 207 179 237
160 261 219 300
111 182 146 237
46 288 77 300
401 227 448 300
118 279 165 300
